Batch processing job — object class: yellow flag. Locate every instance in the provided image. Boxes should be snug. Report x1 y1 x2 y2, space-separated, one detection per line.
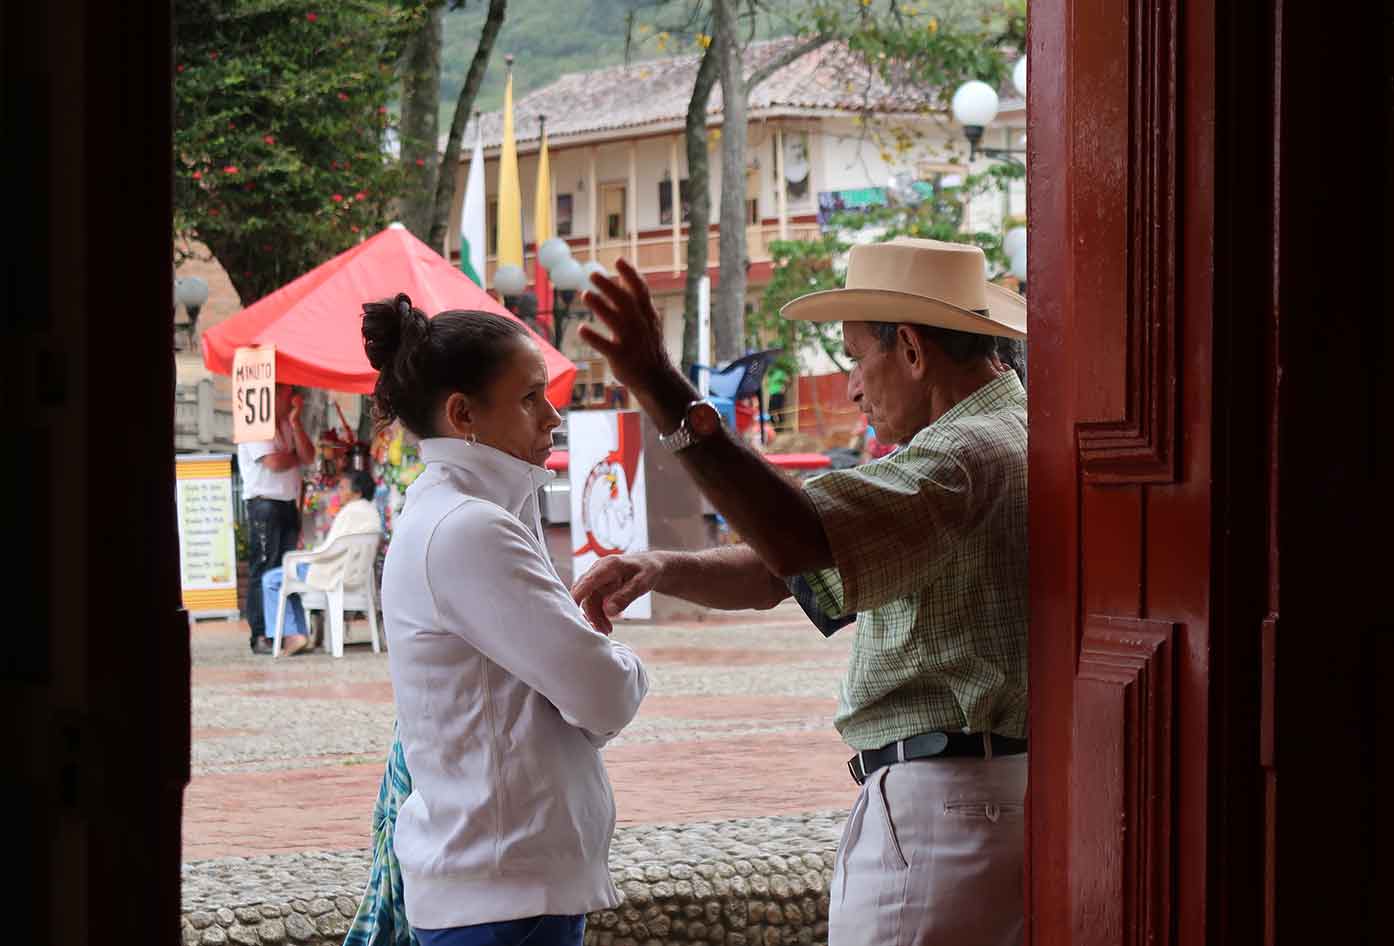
496 66 524 268
534 121 552 246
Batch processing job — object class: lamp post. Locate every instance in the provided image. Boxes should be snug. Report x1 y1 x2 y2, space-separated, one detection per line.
535 236 603 349
174 275 209 350
950 57 1028 166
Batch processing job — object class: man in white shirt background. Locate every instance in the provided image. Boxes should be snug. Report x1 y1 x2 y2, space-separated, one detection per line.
238 383 315 654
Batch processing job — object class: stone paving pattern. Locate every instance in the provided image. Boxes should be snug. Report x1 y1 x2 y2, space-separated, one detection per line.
185 603 858 945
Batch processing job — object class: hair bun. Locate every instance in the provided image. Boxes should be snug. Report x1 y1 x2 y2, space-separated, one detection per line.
362 292 427 371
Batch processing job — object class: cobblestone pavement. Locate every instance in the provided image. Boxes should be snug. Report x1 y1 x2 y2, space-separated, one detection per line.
186 602 859 865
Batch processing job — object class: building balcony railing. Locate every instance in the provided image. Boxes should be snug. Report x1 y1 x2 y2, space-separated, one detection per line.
484 219 821 290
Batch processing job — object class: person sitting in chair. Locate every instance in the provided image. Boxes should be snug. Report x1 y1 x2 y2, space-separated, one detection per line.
263 470 382 656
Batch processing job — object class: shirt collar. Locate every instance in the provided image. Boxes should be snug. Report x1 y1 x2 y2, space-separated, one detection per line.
417 437 555 516
929 371 1026 429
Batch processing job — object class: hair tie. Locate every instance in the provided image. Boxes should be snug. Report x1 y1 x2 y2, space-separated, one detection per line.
398 297 412 320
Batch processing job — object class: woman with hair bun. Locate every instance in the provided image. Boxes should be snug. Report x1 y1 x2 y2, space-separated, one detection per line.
358 293 648 946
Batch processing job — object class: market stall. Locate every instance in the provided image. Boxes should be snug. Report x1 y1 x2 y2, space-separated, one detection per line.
201 223 576 550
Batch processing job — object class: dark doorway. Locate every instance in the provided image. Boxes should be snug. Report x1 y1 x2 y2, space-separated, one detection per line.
7 1 186 943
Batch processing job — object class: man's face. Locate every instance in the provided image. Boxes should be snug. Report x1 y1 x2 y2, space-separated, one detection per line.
336 476 356 505
843 321 926 445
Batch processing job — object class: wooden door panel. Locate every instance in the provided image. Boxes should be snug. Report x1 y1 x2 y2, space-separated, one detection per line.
1030 0 1210 942
1068 0 1181 485
1080 488 1145 617
1070 617 1177 946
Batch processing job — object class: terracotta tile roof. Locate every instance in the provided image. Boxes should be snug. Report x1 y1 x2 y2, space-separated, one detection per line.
472 37 1021 150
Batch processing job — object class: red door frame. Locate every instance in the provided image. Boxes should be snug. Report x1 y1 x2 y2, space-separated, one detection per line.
1026 1 1386 944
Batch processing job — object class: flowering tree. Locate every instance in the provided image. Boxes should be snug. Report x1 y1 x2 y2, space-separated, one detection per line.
174 0 416 305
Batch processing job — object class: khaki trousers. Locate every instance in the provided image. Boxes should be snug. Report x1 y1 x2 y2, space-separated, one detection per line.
827 752 1027 946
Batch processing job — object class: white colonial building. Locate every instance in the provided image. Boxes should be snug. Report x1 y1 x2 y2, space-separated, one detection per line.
451 37 1025 368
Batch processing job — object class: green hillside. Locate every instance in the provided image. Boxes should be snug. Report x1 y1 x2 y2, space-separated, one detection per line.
438 0 793 124
438 0 1008 125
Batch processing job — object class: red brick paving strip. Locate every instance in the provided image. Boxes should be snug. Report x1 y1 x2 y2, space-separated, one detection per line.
183 729 857 861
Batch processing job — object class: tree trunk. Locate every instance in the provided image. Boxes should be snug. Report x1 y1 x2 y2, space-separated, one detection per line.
713 0 748 363
427 0 508 251
399 2 444 240
680 41 720 374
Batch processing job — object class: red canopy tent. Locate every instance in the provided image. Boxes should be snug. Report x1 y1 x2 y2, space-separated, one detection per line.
202 224 576 407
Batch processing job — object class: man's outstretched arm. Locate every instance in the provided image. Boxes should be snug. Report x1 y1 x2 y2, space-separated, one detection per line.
580 260 834 578
572 545 790 635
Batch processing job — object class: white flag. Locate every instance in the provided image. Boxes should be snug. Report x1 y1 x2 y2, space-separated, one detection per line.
459 121 487 287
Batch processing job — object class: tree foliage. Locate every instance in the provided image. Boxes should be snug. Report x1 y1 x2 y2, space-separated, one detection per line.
173 0 416 305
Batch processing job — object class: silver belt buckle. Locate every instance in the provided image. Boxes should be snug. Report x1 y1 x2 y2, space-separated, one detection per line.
847 752 868 785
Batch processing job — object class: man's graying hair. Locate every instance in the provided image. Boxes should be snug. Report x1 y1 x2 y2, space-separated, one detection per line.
867 322 1027 386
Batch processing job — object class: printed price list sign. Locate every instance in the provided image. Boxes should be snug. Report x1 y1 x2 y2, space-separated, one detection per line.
175 454 240 617
233 345 276 443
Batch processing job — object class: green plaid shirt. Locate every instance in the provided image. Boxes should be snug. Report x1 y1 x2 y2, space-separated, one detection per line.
801 371 1028 750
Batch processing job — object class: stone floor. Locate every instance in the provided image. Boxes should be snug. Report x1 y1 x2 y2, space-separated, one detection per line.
185 601 860 882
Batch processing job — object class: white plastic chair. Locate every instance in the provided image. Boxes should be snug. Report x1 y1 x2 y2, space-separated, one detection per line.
272 531 382 658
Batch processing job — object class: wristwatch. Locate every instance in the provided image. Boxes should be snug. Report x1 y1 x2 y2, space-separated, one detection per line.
659 400 723 452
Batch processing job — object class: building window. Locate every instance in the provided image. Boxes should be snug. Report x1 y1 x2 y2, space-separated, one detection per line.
556 194 573 237
746 198 760 225
658 179 691 225
601 183 627 240
487 198 498 254
775 131 811 203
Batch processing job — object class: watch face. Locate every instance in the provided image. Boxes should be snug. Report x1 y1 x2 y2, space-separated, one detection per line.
690 402 722 437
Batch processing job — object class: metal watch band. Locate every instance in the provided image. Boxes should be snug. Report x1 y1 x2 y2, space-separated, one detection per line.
658 400 704 453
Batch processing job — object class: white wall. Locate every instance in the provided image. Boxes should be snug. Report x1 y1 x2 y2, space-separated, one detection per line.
475 113 1027 249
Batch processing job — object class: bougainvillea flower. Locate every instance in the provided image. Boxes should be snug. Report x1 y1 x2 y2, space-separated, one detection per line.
223 165 239 175
263 135 275 145
306 12 318 22
192 170 202 180
331 193 344 202
355 191 367 201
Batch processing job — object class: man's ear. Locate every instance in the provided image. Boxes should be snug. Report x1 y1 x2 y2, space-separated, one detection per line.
897 324 931 379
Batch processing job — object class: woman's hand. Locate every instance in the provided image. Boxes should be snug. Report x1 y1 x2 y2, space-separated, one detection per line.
572 553 664 636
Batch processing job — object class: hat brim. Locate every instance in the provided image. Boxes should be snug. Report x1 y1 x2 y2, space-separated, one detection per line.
779 282 1026 340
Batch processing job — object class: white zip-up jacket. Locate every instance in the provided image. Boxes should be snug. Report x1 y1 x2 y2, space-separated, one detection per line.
382 437 648 929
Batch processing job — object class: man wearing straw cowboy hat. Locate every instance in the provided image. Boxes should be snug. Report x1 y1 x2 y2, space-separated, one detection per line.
575 237 1028 946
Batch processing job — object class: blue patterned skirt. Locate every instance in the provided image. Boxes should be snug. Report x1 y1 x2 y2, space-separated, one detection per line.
343 726 418 946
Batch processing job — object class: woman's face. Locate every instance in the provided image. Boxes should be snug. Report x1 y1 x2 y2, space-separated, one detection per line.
335 476 356 505
453 338 561 467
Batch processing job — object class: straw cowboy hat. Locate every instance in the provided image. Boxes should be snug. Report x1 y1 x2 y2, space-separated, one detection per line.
780 237 1026 339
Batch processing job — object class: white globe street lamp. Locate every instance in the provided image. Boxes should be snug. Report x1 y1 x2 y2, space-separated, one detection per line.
537 236 572 273
951 77 1026 166
581 260 609 284
493 264 528 297
952 80 999 162
550 257 586 292
175 275 209 348
1003 226 1027 260
952 79 1000 127
1010 246 1028 284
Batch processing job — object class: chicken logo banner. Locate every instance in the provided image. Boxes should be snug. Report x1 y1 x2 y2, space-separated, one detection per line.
569 410 650 619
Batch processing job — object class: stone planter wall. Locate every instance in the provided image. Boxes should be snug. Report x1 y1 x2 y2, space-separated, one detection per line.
181 813 844 946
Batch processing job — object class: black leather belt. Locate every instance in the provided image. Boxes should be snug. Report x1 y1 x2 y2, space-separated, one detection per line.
847 731 1028 785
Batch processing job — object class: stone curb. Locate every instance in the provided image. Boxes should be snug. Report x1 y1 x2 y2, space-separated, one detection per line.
182 813 844 946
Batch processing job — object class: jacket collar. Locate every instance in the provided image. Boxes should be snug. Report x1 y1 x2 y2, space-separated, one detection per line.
417 437 554 518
